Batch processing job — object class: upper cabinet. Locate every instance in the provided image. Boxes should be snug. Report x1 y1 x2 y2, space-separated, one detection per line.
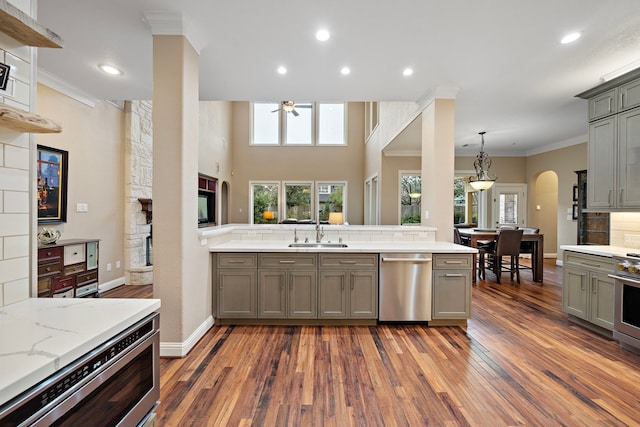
0 0 63 134
577 68 640 210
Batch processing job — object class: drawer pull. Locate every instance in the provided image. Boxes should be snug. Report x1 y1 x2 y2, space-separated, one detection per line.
227 260 247 264
47 251 52 256
45 267 51 272
444 260 463 264
445 274 463 278
279 260 296 264
340 260 357 264
581 262 600 268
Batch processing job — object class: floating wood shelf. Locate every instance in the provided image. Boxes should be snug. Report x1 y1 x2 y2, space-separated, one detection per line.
0 103 61 133
0 0 63 48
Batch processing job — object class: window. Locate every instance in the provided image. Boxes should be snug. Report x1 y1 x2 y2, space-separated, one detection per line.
318 103 345 145
251 182 280 224
284 182 313 220
400 172 421 224
252 103 280 145
454 177 478 225
318 182 345 222
251 102 346 145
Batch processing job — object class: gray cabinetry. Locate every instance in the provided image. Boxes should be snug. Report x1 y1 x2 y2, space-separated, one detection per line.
578 70 640 210
318 254 378 319
258 254 317 319
589 89 617 121
562 251 614 333
216 253 257 318
431 254 472 322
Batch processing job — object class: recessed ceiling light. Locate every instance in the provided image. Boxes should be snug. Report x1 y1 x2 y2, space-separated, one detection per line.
316 29 330 42
403 68 414 77
561 32 581 44
341 67 351 75
277 66 287 75
98 64 123 76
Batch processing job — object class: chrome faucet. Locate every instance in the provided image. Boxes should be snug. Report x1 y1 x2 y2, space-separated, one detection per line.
315 217 325 243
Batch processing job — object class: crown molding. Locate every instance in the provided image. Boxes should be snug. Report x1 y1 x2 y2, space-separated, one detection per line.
143 11 205 54
37 68 97 108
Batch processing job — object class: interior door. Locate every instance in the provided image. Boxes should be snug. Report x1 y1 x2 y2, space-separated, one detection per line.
491 184 527 228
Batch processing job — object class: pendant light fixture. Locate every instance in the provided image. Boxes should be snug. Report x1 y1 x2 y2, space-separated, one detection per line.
469 131 497 191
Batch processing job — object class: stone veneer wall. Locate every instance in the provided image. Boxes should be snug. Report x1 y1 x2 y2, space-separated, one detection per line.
124 100 153 285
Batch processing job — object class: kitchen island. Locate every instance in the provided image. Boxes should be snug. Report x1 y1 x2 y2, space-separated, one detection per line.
207 224 476 326
0 297 160 416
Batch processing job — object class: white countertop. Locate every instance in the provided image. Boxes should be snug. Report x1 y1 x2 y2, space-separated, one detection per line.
210 240 477 253
560 245 639 258
0 297 161 406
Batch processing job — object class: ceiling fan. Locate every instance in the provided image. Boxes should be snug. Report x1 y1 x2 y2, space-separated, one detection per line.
271 101 312 117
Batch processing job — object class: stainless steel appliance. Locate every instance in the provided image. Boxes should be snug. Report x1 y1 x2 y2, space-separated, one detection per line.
612 254 640 354
0 313 160 426
379 253 432 321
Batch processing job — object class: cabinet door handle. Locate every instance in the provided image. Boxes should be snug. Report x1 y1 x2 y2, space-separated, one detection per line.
445 273 463 277
444 260 463 264
580 262 600 268
227 260 246 264
47 251 52 256
279 260 296 264
620 189 624 205
592 281 598 294
340 260 357 264
45 267 51 272
620 93 624 108
608 189 613 206
608 97 612 112
351 273 354 290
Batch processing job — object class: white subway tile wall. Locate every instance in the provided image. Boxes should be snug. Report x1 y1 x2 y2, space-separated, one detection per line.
610 212 640 249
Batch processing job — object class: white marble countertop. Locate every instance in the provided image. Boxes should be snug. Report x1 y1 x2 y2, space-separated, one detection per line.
560 245 639 258
210 240 477 254
0 297 161 406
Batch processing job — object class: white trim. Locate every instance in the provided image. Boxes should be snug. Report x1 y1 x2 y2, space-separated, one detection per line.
525 134 587 156
249 181 281 224
416 85 459 110
98 276 126 293
556 259 564 267
160 315 214 357
143 11 206 53
316 181 347 223
37 69 97 108
383 150 421 157
283 181 314 221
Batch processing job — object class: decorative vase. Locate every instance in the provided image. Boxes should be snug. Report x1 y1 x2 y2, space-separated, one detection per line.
38 228 61 245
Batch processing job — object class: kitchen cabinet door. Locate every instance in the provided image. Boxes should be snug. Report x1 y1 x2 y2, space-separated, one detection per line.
588 89 617 121
349 271 378 318
432 270 471 319
619 78 640 112
288 270 317 318
617 108 640 208
587 116 617 209
318 271 347 318
589 272 615 330
562 265 589 320
218 269 257 318
258 270 287 318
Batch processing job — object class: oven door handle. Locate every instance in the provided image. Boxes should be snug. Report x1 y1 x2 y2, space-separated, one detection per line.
609 274 640 285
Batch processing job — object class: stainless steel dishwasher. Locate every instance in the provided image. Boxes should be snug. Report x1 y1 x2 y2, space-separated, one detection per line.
379 253 432 321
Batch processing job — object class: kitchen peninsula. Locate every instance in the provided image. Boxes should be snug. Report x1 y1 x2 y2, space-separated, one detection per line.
205 225 476 326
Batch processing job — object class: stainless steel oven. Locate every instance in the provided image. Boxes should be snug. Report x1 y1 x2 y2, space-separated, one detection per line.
613 255 640 354
0 313 160 426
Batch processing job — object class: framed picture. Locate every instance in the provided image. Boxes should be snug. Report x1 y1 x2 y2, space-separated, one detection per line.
572 185 578 201
572 203 578 220
37 145 68 223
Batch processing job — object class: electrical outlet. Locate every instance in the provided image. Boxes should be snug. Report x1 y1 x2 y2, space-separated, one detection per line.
107 263 112 271
116 260 121 269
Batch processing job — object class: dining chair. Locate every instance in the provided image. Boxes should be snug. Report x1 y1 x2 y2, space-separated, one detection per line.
454 228 470 246
518 227 540 274
479 229 524 284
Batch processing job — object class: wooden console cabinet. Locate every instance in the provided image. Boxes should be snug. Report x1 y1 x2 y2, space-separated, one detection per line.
37 239 99 298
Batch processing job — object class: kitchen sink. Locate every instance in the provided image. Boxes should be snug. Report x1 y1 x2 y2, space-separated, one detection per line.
288 242 348 248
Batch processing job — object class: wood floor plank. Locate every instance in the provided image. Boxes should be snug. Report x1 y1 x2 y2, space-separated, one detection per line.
102 260 640 426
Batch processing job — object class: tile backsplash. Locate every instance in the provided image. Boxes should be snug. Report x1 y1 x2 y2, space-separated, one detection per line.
610 212 640 248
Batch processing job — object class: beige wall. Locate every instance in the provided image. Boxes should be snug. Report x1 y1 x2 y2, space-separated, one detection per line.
36 84 126 286
526 142 587 255
199 101 233 225
230 102 365 224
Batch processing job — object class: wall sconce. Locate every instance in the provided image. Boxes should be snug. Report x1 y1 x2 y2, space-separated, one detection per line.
328 212 344 225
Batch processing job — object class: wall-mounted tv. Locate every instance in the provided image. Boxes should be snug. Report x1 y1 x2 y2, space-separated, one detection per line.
198 190 215 226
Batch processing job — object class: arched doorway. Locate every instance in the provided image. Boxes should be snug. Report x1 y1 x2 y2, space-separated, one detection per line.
531 170 558 257
221 181 229 225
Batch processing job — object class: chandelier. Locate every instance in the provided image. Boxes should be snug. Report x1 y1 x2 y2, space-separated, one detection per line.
469 131 497 191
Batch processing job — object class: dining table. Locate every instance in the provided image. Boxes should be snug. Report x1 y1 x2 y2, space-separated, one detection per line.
458 228 544 283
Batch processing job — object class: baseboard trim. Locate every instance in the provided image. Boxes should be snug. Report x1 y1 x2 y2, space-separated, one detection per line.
99 277 126 293
160 315 214 358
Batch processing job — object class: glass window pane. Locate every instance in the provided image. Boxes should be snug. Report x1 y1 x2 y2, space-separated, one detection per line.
252 103 279 144
318 103 345 145
499 193 518 224
285 103 312 145
284 183 312 220
454 178 478 225
252 183 279 224
318 183 345 222
401 174 421 224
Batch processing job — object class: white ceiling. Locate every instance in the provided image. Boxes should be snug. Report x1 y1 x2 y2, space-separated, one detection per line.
35 0 640 155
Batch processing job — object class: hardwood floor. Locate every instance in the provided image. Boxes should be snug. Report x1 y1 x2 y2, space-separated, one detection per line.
102 260 640 426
